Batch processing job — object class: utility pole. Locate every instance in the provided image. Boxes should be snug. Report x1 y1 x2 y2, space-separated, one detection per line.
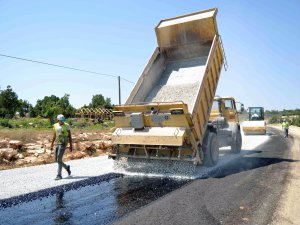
118 76 121 105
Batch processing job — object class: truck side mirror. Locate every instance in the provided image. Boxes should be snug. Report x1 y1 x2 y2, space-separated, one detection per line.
241 104 245 112
235 102 244 113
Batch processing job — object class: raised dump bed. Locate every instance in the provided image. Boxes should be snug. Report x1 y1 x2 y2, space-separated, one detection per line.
110 8 226 166
144 57 207 113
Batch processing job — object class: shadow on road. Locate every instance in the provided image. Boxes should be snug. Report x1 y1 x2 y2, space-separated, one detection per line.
64 175 92 180
209 126 298 179
211 156 298 179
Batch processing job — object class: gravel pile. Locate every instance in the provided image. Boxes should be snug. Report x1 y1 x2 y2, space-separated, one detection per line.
145 57 207 113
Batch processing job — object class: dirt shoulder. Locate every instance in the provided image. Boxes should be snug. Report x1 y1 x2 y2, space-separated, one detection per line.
0 128 113 171
270 125 300 225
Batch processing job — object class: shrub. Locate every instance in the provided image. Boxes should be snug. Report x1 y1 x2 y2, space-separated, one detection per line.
268 115 280 124
4 118 51 129
292 116 300 127
0 118 12 128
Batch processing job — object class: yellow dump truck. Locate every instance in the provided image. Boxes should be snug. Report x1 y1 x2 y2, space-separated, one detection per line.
109 8 239 166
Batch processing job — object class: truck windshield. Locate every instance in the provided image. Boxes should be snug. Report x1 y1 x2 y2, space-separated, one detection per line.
212 101 219 111
249 107 264 121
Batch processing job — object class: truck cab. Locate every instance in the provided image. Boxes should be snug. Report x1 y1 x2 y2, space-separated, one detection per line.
242 107 267 135
248 107 264 121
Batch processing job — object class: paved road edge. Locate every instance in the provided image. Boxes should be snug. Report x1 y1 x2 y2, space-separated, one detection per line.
270 125 300 225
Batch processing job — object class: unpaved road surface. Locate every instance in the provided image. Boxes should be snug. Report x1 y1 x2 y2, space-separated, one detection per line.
0 127 297 225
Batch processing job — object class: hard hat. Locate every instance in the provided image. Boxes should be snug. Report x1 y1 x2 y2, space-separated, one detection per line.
57 114 66 122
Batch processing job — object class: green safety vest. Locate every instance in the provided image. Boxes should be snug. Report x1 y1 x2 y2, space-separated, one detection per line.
282 122 289 129
53 122 70 145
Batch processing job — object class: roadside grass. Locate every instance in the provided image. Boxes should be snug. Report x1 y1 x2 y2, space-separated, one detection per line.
0 117 51 129
0 119 114 143
0 117 115 129
0 129 53 143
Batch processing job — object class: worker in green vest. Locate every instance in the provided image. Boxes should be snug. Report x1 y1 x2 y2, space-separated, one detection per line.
282 119 289 138
50 114 73 180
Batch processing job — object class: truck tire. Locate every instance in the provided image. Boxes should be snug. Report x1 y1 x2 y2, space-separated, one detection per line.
203 132 219 167
231 125 242 153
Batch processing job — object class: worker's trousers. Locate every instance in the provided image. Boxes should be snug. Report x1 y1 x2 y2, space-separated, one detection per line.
55 144 68 176
284 128 289 138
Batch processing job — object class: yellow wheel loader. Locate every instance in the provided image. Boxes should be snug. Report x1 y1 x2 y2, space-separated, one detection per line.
242 107 267 135
209 97 243 156
108 8 240 167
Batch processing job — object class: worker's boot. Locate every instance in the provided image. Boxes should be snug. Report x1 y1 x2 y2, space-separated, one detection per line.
66 165 71 176
55 175 62 180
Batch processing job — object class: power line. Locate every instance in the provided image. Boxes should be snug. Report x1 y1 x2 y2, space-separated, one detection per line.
0 53 135 84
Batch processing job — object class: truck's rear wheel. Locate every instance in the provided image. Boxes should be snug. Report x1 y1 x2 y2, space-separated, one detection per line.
203 132 219 167
231 126 242 153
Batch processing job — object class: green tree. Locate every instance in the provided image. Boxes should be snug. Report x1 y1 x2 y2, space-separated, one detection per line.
89 94 112 109
0 85 20 117
34 95 60 118
58 94 76 116
17 99 34 117
104 97 112 109
34 94 75 124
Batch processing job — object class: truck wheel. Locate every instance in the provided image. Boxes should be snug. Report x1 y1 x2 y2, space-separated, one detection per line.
203 132 219 167
231 126 242 153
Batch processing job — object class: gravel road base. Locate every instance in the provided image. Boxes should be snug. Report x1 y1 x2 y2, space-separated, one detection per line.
0 155 114 200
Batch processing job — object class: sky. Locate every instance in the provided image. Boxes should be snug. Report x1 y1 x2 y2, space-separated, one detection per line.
0 0 299 110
